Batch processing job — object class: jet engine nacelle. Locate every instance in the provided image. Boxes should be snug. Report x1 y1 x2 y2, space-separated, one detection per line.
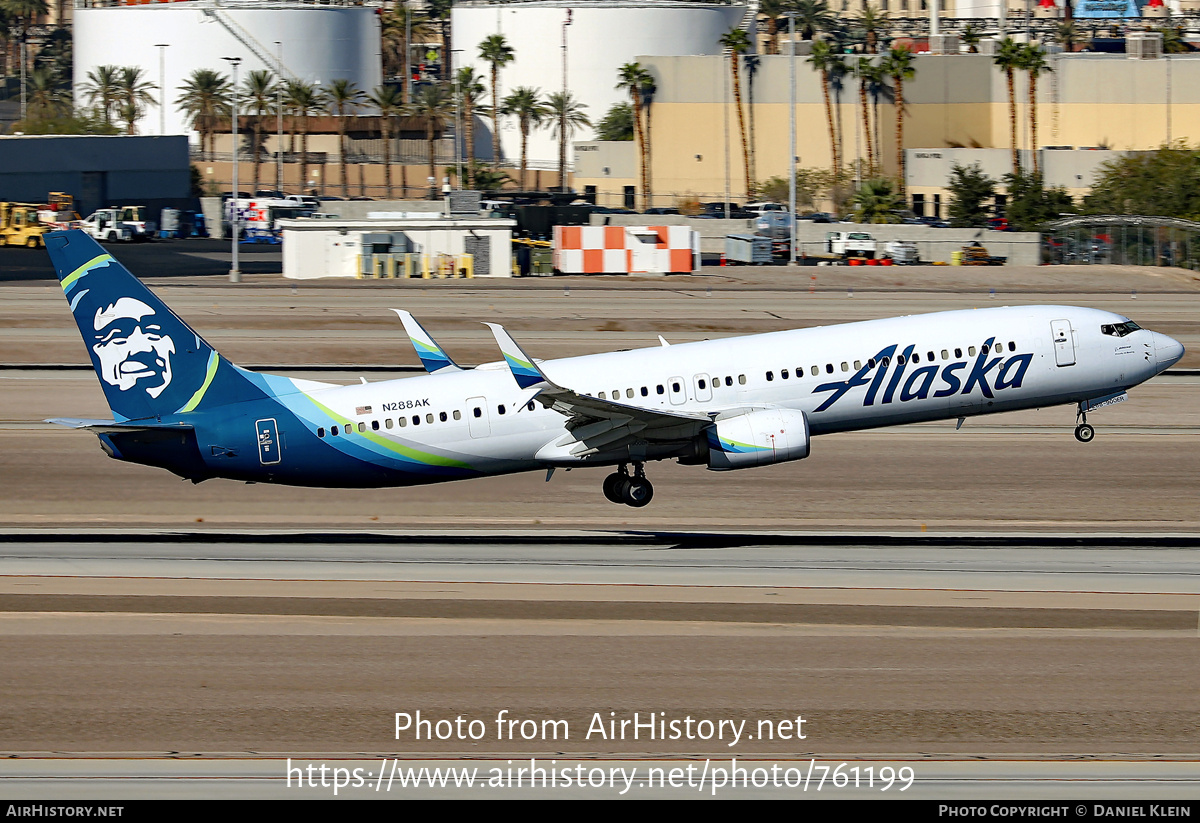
705 408 810 471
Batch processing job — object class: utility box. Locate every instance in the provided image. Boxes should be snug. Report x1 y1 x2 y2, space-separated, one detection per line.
724 233 773 264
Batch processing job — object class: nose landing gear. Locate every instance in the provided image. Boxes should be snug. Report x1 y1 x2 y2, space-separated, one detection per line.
1074 405 1095 443
602 462 654 507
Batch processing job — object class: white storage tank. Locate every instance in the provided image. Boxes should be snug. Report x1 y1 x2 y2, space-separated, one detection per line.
453 0 748 169
73 0 382 140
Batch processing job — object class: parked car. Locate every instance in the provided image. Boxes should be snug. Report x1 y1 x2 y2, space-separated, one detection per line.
987 217 1012 232
918 216 950 228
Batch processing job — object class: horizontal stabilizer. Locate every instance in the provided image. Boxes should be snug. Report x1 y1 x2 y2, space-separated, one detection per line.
47 417 194 433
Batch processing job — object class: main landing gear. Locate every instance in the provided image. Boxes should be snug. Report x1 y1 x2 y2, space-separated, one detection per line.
603 463 654 507
1074 405 1095 443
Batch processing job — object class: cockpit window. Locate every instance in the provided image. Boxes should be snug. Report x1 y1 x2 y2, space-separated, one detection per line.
1101 321 1141 337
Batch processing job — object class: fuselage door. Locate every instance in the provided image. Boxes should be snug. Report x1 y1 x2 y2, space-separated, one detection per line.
1051 319 1076 367
466 396 490 438
255 418 281 465
694 373 713 402
667 376 687 405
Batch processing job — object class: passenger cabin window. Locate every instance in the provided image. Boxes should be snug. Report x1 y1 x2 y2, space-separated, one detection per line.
766 371 774 382
699 378 708 389
330 426 339 437
626 388 634 399
357 422 366 433
725 376 734 387
497 405 506 415
657 385 665 395
371 420 379 431
398 417 407 427
440 412 448 422
672 381 682 392
412 415 420 426
853 360 862 370
473 407 482 418
641 387 648 396
781 369 789 379
841 362 849 372
738 375 747 385
942 350 949 360
317 427 325 438
526 401 535 412
427 413 434 424
344 424 352 435
1008 341 1016 352
968 346 976 356
954 348 962 358
454 410 462 420
385 418 393 429
811 366 819 376
599 391 607 400
825 364 833 374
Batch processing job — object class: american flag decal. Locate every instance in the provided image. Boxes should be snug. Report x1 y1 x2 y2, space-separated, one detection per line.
356 405 372 415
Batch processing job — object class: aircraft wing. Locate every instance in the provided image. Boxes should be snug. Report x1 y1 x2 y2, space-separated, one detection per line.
391 309 464 374
484 322 709 460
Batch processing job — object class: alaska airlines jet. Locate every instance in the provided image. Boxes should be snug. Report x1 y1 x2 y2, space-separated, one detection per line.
46 230 1184 507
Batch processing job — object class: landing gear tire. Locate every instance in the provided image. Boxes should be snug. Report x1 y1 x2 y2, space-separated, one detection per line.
1074 423 1095 443
623 478 654 508
602 471 626 504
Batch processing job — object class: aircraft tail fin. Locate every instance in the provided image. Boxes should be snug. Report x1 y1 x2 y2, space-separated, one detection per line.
46 230 264 422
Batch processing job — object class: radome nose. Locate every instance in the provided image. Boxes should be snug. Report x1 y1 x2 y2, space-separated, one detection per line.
1153 332 1185 373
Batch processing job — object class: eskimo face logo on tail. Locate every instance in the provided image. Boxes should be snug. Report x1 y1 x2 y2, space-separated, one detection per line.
91 297 176 398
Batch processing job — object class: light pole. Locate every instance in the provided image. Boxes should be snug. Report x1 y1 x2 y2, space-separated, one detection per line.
451 50 463 190
223 57 242 283
155 44 169 135
788 14 797 264
275 41 284 191
560 9 572 193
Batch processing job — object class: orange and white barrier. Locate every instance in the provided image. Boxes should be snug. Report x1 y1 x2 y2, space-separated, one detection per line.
553 225 699 275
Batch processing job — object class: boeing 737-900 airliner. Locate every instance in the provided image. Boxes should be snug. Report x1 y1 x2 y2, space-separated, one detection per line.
46 230 1184 507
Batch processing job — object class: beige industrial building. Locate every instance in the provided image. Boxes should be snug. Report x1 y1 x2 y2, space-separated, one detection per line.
574 51 1200 212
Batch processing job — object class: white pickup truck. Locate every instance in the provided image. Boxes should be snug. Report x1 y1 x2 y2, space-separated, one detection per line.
79 209 135 243
825 231 876 259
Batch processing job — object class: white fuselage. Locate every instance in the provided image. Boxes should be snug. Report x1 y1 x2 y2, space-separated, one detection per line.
292 305 1178 479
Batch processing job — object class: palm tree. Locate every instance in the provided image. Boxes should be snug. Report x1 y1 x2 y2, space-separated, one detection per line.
500 86 548 190
243 70 277 193
883 45 915 193
426 0 453 81
793 0 835 41
283 80 322 194
81 65 121 126
545 91 590 193
993 37 1024 174
478 34 515 168
720 27 753 199
367 84 404 198
757 0 790 55
961 22 984 54
4 0 47 77
1053 21 1079 53
1020 45 1052 177
455 66 487 189
616 62 653 211
857 5 888 55
26 66 66 120
408 83 456 199
116 66 157 135
853 57 878 173
176 68 231 160
851 177 904 223
808 41 843 189
381 3 431 101
326 78 366 199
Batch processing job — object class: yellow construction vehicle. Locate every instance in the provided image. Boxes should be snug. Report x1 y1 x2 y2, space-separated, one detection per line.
0 202 51 248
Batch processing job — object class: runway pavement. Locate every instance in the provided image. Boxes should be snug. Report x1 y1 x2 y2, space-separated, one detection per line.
1 265 1197 799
